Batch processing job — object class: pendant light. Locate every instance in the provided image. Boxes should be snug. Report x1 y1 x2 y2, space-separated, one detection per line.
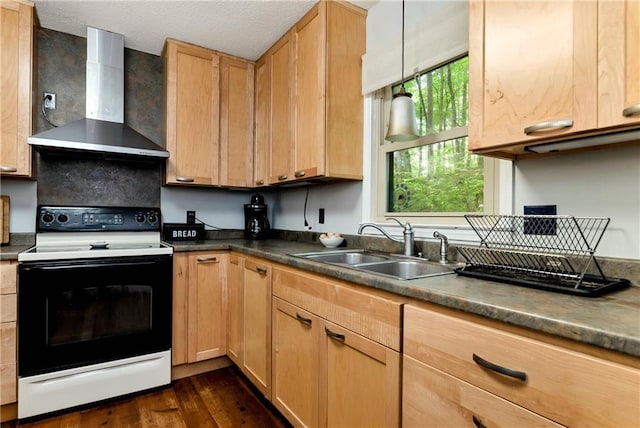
385 0 419 142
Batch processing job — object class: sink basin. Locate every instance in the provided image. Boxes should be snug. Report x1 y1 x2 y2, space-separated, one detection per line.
293 249 392 265
355 260 454 280
291 249 455 280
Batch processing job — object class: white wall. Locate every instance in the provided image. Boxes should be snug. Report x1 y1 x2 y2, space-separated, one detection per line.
0 180 37 233
513 145 640 259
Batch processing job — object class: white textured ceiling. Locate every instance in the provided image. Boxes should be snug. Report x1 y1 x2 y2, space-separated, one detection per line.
32 0 376 60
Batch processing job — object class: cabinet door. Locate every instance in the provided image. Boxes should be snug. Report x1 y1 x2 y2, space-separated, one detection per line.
187 252 227 362
403 355 563 428
272 298 321 428
172 253 189 365
269 31 294 184
243 258 271 397
227 253 244 366
0 261 17 405
253 54 270 187
165 40 220 185
0 1 33 178
598 0 640 129
469 0 597 151
220 56 254 187
294 3 325 180
322 320 400 428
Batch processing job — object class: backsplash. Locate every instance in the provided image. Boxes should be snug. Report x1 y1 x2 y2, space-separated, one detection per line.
35 28 164 207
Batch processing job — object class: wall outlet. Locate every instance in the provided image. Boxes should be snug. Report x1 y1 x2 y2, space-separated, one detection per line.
524 204 557 235
186 210 196 224
44 92 56 109
319 208 325 224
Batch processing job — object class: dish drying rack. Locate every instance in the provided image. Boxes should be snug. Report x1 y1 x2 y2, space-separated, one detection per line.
455 215 630 297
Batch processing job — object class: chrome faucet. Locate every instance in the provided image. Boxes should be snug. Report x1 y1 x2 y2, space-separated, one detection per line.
433 231 449 264
358 217 414 256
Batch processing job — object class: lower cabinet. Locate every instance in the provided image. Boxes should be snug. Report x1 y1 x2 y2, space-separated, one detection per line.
403 303 640 427
172 252 228 366
272 265 403 428
1 261 17 420
226 254 272 398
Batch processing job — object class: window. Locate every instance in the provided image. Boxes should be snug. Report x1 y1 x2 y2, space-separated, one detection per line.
375 56 500 224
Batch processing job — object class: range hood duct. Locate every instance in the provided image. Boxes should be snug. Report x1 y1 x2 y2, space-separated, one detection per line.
28 27 169 159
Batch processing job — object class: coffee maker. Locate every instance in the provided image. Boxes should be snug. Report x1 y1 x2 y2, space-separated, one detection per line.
244 193 271 239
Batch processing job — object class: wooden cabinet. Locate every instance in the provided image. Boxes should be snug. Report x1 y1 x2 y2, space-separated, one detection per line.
225 254 272 398
241 257 272 398
164 39 220 186
164 39 254 187
403 303 640 427
469 0 640 158
172 252 227 366
253 54 270 187
0 261 17 411
220 56 254 187
272 265 403 427
0 0 34 178
264 1 366 185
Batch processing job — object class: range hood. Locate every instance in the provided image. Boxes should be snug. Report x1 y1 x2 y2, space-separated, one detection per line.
28 27 169 159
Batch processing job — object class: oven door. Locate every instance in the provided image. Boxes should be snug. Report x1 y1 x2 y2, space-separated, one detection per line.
18 255 172 377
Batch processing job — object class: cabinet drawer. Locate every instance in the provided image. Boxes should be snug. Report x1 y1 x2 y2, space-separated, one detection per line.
0 322 16 365
0 362 16 405
403 355 563 428
273 266 403 350
0 262 16 294
0 294 16 323
404 305 640 427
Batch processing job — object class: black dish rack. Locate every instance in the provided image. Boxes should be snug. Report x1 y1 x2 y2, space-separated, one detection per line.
455 215 630 297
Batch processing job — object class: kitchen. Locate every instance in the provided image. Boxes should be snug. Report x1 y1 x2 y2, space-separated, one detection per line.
1 0 639 426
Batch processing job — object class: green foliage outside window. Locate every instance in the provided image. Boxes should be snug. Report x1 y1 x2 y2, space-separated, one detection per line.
388 56 484 214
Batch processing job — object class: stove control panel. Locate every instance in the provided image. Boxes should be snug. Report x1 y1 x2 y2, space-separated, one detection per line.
37 206 162 232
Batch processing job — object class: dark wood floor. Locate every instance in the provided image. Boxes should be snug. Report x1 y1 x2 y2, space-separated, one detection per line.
2 367 291 428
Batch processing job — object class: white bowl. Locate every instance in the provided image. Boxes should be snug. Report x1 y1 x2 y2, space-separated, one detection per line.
319 236 344 248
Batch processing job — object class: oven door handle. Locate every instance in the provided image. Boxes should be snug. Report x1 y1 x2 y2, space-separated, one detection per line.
20 261 160 271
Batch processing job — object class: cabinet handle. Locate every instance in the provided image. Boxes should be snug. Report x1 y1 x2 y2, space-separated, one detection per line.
294 170 305 178
277 174 288 181
176 176 195 183
295 313 312 326
472 415 487 428
0 166 18 173
255 179 265 185
524 119 573 135
256 266 268 274
325 327 345 342
623 103 640 118
196 256 218 263
472 353 527 382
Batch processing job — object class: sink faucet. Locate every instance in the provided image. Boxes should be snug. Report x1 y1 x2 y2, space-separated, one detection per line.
358 217 414 256
433 231 449 264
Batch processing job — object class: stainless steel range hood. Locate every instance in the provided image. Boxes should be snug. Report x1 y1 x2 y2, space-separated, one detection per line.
28 27 169 159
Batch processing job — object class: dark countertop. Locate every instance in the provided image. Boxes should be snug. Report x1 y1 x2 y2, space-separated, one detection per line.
171 238 640 358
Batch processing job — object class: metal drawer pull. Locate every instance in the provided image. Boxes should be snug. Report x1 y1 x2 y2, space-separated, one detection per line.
325 327 345 342
176 176 195 183
196 257 218 263
277 174 288 181
472 353 527 381
524 119 573 135
623 103 640 117
295 313 312 326
472 416 487 428
256 266 268 274
0 166 18 172
255 179 265 185
294 170 305 178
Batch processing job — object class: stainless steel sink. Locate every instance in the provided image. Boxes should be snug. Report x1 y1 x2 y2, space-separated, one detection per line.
291 249 455 280
292 249 392 265
354 260 454 280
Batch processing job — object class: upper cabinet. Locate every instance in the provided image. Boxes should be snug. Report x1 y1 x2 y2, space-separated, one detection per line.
264 1 366 185
164 39 254 187
253 54 271 188
469 0 640 158
0 0 34 178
